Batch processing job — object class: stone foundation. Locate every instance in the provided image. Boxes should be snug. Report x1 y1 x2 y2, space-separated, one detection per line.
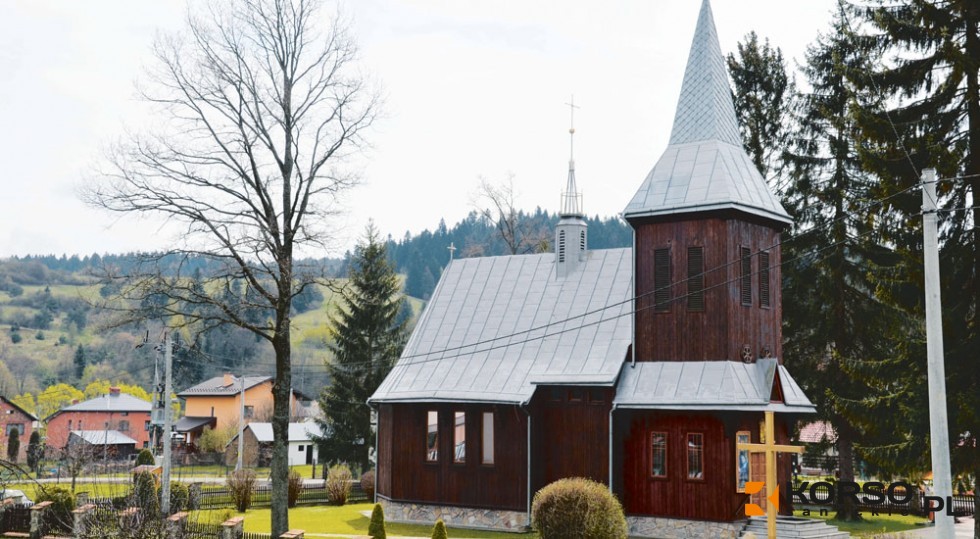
627 515 745 539
377 498 529 532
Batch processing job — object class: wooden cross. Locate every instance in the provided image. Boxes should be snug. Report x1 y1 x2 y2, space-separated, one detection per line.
447 242 456 260
736 410 803 539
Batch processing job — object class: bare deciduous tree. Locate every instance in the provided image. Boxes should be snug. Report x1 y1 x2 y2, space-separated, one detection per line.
81 0 378 534
472 175 550 255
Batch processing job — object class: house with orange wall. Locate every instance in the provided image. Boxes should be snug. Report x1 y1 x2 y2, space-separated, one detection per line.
176 374 310 447
0 396 37 462
45 388 152 450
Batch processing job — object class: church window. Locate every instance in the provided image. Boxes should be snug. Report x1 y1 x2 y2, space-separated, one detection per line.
654 248 671 311
736 431 750 492
579 230 586 252
569 388 584 402
740 247 752 306
425 411 438 462
759 252 770 308
453 412 466 463
651 432 667 478
558 230 566 263
687 246 704 311
549 388 562 402
588 388 605 404
482 412 494 465
687 433 704 480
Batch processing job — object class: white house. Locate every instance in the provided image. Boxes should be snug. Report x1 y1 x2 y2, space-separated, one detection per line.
226 421 322 467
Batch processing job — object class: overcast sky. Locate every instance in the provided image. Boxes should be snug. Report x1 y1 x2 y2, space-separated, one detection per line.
0 0 836 258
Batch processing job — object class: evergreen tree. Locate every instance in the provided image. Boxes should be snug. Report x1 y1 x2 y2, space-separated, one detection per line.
727 31 795 183
780 9 909 521
73 345 86 381
315 224 406 472
6 428 20 463
26 431 41 473
850 1 980 520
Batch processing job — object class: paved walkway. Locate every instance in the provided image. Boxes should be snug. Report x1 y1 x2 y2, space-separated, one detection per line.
884 516 975 538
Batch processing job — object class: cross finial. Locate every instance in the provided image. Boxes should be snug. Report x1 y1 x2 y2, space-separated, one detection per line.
448 242 456 261
565 95 580 159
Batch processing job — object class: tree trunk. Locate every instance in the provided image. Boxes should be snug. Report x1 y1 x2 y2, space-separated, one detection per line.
834 426 862 522
270 331 292 537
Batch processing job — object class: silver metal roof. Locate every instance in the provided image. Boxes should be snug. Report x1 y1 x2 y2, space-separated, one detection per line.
613 359 815 413
623 0 791 225
70 430 138 446
244 422 322 443
370 249 633 405
61 393 151 413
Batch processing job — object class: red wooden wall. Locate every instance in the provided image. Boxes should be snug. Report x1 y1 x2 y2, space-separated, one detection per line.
618 411 793 521
631 213 783 363
376 403 528 511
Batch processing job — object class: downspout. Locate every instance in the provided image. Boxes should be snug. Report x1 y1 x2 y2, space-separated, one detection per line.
371 402 379 504
630 230 637 367
608 403 617 492
521 402 532 524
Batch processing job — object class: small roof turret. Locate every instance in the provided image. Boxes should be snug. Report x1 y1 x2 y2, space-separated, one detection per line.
623 0 791 226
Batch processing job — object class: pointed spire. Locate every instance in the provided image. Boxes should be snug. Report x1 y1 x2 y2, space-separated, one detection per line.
668 0 742 147
561 96 583 217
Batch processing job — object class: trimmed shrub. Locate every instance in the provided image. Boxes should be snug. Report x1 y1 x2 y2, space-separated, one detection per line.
287 470 304 508
361 470 376 500
7 428 19 462
531 477 628 539
431 519 448 539
326 463 353 506
133 471 159 517
226 469 256 513
135 449 155 466
169 482 190 514
368 503 387 539
36 486 75 533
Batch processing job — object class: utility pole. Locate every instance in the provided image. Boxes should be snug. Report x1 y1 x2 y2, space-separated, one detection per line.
161 332 173 515
921 168 954 537
237 371 245 471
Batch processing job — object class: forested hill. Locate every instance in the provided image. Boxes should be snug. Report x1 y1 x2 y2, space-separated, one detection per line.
380 209 632 300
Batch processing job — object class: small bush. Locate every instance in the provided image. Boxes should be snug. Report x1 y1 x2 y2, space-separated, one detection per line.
531 477 628 539
287 470 304 508
227 469 256 512
431 519 448 539
36 486 75 533
368 503 387 539
133 471 159 517
361 470 376 500
10 332 21 344
135 449 155 466
326 463 353 506
169 482 190 514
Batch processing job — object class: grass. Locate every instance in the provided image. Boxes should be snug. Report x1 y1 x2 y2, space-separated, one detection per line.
4 481 131 500
193 503 537 538
793 509 930 537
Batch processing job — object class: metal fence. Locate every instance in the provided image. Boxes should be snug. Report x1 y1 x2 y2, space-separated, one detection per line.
184 520 224 539
196 482 369 510
242 532 274 539
0 504 32 533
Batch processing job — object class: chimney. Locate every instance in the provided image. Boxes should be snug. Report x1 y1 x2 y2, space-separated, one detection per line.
109 387 121 397
223 373 234 387
71 399 79 405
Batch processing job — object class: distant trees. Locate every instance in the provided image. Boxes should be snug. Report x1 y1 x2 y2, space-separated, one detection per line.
316 226 406 472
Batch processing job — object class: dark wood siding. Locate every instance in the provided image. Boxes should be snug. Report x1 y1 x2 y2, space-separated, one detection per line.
631 214 783 362
618 410 795 521
377 403 527 511
531 386 613 494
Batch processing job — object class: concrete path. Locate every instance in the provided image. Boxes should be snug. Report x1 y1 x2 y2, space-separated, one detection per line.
884 516 975 538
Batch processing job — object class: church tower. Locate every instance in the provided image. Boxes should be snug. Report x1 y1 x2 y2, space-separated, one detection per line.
556 99 587 278
623 0 792 363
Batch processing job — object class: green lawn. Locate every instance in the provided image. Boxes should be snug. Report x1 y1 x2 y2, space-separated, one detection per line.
193 504 537 538
793 509 930 537
4 481 131 500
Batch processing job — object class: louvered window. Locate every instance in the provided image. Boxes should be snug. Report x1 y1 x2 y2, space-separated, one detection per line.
740 247 752 306
759 252 770 308
687 246 704 311
654 248 670 312
580 230 586 252
558 230 566 263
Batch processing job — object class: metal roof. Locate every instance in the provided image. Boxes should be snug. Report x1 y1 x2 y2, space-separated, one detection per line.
244 422 322 443
175 416 216 433
370 249 633 405
61 393 151 413
622 0 791 225
69 430 137 446
177 376 271 397
613 359 815 413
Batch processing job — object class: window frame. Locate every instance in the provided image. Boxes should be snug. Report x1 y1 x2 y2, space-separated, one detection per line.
481 412 494 466
654 247 671 312
736 431 751 492
425 410 439 463
739 247 752 306
650 431 668 479
759 251 771 308
686 432 705 481
453 411 466 464
687 245 705 311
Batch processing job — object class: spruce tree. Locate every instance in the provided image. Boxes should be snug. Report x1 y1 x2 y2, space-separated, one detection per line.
779 9 910 521
26 430 41 473
6 429 19 463
73 345 86 381
315 224 406 472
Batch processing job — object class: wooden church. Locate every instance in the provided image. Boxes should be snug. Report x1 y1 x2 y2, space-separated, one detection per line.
370 1 816 537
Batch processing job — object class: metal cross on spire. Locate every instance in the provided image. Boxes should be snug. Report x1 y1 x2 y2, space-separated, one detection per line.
565 95 580 160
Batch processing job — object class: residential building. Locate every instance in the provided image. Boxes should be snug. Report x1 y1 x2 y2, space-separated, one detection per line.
0 396 37 462
45 388 152 450
225 421 322 467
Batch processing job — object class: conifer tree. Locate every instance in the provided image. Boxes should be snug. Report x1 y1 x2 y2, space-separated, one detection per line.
779 8 910 521
73 345 86 381
315 224 406 472
26 430 42 474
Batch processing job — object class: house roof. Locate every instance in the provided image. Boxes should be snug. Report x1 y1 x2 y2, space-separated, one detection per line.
60 393 151 414
798 421 837 444
244 422 322 443
613 359 815 413
175 416 217 433
69 430 137 446
1 396 37 421
370 249 633 405
177 376 271 397
622 0 791 226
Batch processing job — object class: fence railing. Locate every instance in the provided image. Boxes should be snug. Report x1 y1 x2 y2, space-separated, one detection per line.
0 504 32 533
196 482 369 510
